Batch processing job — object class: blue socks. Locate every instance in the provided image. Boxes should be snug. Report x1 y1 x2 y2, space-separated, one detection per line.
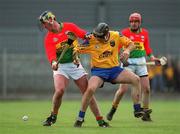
78 110 85 121
133 104 141 112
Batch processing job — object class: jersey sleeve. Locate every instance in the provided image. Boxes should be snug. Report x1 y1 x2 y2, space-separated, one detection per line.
144 31 153 56
77 39 93 54
121 28 128 36
119 35 133 48
117 32 124 50
69 23 87 39
44 37 57 64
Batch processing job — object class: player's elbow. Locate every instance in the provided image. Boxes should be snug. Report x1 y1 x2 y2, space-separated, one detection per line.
126 42 135 52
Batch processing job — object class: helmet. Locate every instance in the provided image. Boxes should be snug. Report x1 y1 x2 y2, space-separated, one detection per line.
93 23 109 38
38 10 56 24
129 12 142 23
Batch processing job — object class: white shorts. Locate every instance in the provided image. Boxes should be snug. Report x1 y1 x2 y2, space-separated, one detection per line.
124 57 148 77
53 63 88 80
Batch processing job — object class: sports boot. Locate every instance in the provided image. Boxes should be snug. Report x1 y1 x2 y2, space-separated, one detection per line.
98 120 110 128
106 107 117 121
134 108 144 118
43 114 57 126
142 109 152 121
74 119 84 127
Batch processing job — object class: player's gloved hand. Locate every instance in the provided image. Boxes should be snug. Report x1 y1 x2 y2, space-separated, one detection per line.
51 60 58 71
84 32 93 40
122 61 130 67
73 50 80 67
73 58 80 67
150 56 161 66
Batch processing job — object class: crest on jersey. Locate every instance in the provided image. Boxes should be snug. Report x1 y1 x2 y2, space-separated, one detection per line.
110 40 115 47
53 37 58 42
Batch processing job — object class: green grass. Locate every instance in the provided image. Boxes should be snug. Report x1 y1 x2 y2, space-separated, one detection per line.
0 100 180 134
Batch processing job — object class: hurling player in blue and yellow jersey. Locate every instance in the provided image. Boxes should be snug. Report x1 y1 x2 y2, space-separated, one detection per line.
74 23 144 127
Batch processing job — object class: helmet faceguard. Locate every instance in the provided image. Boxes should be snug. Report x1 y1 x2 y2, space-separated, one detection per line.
38 11 56 31
93 23 109 39
39 11 56 24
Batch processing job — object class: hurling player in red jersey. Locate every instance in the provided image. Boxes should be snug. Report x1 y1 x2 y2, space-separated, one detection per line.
38 11 108 127
107 12 160 121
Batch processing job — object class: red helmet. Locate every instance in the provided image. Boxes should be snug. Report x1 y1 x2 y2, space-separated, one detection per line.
129 12 142 23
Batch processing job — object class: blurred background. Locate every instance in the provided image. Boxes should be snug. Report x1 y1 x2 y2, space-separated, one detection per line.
0 0 179 100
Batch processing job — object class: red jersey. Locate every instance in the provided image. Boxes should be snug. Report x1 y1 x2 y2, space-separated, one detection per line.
44 22 86 64
121 28 153 58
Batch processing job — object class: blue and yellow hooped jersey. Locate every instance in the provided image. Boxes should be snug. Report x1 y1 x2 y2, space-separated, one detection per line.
78 31 132 68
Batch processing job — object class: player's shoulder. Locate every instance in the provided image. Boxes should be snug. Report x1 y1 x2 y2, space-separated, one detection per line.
110 30 118 33
141 28 149 34
109 31 125 38
44 32 56 44
121 27 130 33
90 35 98 42
63 22 77 27
87 35 99 45
45 32 52 40
109 30 121 36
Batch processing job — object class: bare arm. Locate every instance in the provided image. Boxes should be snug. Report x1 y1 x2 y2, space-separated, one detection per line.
120 42 135 62
124 42 135 54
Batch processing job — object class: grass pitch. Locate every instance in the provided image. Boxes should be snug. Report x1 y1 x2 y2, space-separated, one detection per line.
0 100 180 134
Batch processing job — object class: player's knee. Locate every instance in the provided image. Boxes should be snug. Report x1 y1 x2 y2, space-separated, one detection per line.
89 96 96 105
132 75 140 85
142 86 150 94
87 87 95 95
55 88 64 97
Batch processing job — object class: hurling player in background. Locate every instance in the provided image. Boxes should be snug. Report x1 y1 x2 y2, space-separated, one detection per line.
74 23 144 128
107 12 160 121
38 10 108 127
